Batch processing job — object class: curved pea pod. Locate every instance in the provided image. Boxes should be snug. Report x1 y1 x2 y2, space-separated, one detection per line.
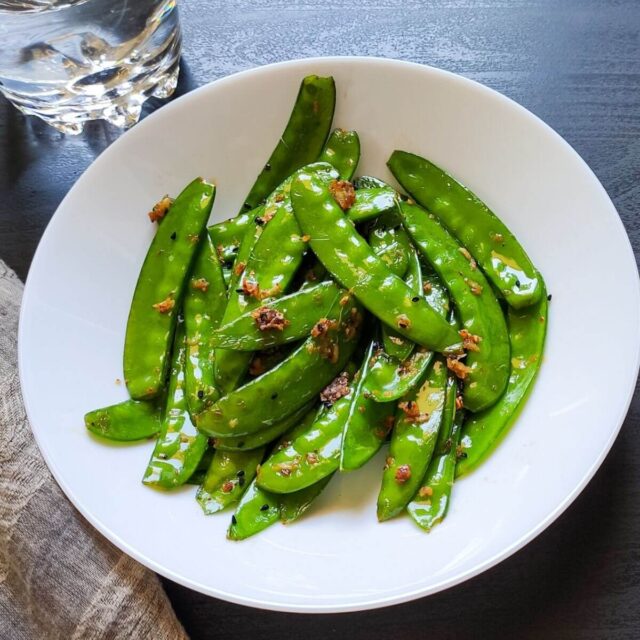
318 129 360 180
210 281 342 351
280 474 333 523
143 323 208 489
398 201 510 412
456 285 548 476
368 216 412 278
184 234 227 417
197 296 363 438
388 150 542 309
340 341 396 471
227 478 280 540
124 178 215 400
407 409 464 531
347 187 397 224
185 446 215 485
84 398 162 442
377 358 448 521
196 448 264 515
434 374 459 455
241 75 336 213
207 211 253 265
290 171 462 354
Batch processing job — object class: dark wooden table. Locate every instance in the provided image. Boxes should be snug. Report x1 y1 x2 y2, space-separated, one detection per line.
2 1 639 637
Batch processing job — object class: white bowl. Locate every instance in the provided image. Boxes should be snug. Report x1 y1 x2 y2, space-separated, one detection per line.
19 57 640 613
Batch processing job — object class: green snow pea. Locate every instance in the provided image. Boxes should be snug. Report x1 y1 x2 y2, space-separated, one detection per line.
398 201 510 412
340 340 396 471
347 187 397 224
241 75 336 213
183 234 227 416
407 409 464 531
208 211 253 266
84 398 162 442
197 296 363 437
185 446 215 485
456 284 548 476
279 474 333 523
368 215 412 278
388 150 542 309
377 358 448 521
353 175 388 189
434 374 459 455
124 178 215 400
210 281 342 351
290 171 462 354
227 478 280 540
143 322 208 489
318 129 360 180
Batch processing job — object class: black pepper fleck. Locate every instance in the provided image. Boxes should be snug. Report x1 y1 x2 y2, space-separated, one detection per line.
260 504 270 511
197 390 204 399
271 393 278 400
170 231 177 240
411 296 420 302
264 163 272 171
515 279 521 287
547 294 552 301
237 470 245 477
231 515 237 525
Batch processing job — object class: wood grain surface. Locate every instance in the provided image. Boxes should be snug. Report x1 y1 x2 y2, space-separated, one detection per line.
1 1 638 638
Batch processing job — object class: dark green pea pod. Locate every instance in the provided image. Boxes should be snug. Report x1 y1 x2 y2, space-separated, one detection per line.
456 284 548 476
124 178 215 400
347 187 397 224
184 234 227 417
207 211 253 265
398 201 510 412
422 261 451 317
241 75 336 213
368 215 412 278
377 358 448 521
280 474 333 524
290 171 462 354
388 150 542 309
197 296 363 438
340 341 396 471
143 322 208 489
353 175 388 190
196 448 264 515
225 207 265 292
318 129 360 180
185 446 215 485
434 374 459 455
407 409 464 531
210 281 343 351
84 398 162 441
227 478 279 540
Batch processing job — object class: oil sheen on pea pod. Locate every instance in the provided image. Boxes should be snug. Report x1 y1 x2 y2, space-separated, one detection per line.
143 321 208 489
456 283 548 476
183 233 227 417
208 210 254 266
240 74 336 213
124 178 215 400
318 129 360 180
398 200 510 412
290 171 462 354
377 358 448 521
388 150 542 309
84 398 162 442
198 295 363 438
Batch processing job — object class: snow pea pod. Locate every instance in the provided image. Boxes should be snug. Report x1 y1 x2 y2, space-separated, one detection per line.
84 398 162 442
196 448 264 515
398 201 510 412
279 474 333 523
184 233 227 417
185 446 215 485
353 175 387 189
124 178 215 400
290 171 462 354
208 211 253 265
407 409 464 531
197 296 363 438
143 322 208 489
318 129 360 180
456 284 548 476
377 358 448 521
368 215 412 278
210 281 342 351
227 478 279 540
241 75 336 213
347 187 397 224
388 150 542 309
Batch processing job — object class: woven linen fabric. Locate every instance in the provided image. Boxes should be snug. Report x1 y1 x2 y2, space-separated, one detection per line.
0 260 188 640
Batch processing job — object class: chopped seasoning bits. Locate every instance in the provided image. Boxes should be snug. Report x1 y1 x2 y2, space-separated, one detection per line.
320 370 350 405
395 464 412 484
458 246 477 269
148 195 172 222
234 261 246 276
152 296 175 313
447 356 472 380
328 179 356 210
221 481 234 493
418 486 433 498
464 278 483 296
459 329 482 352
260 504 270 511
423 282 432 294
252 306 289 331
455 394 464 410
398 400 428 424
192 277 209 292
396 314 411 330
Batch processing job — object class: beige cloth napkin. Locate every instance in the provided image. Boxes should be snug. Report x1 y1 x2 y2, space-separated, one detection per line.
0 261 188 640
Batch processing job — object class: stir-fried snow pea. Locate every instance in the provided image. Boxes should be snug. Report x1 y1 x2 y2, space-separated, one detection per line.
407 409 464 531
207 211 253 265
290 172 462 354
197 296 363 437
215 163 338 394
368 216 412 278
84 398 162 441
353 175 387 189
143 322 208 488
210 281 342 351
280 474 333 523
241 75 336 213
227 477 279 540
457 285 548 476
340 341 396 471
184 234 227 416
388 151 542 309
196 448 264 514
347 187 397 224
434 374 459 455
377 358 448 521
124 178 215 400
399 201 510 412
318 129 360 180
185 446 215 485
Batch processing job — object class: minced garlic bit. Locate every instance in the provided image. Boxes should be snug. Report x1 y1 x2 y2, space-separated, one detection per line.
395 464 412 484
418 486 433 498
458 247 477 269
423 282 432 294
320 371 350 405
396 314 411 330
192 277 209 292
459 328 482 352
447 356 472 380
398 400 428 424
148 195 172 222
328 179 356 210
339 294 351 306
301 234 311 243
464 278 483 296
234 261 246 277
252 306 289 331
384 456 395 470
389 335 404 346
492 232 504 243
455 394 464 410
221 481 235 493
272 460 299 476
152 296 175 313
241 279 260 298
248 356 265 376
306 452 319 465
311 317 336 338
456 445 468 461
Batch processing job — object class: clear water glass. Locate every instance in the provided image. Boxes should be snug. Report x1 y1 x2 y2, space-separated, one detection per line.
0 0 181 134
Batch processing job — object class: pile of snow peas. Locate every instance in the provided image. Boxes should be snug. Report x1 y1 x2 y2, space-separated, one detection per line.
85 74 548 540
